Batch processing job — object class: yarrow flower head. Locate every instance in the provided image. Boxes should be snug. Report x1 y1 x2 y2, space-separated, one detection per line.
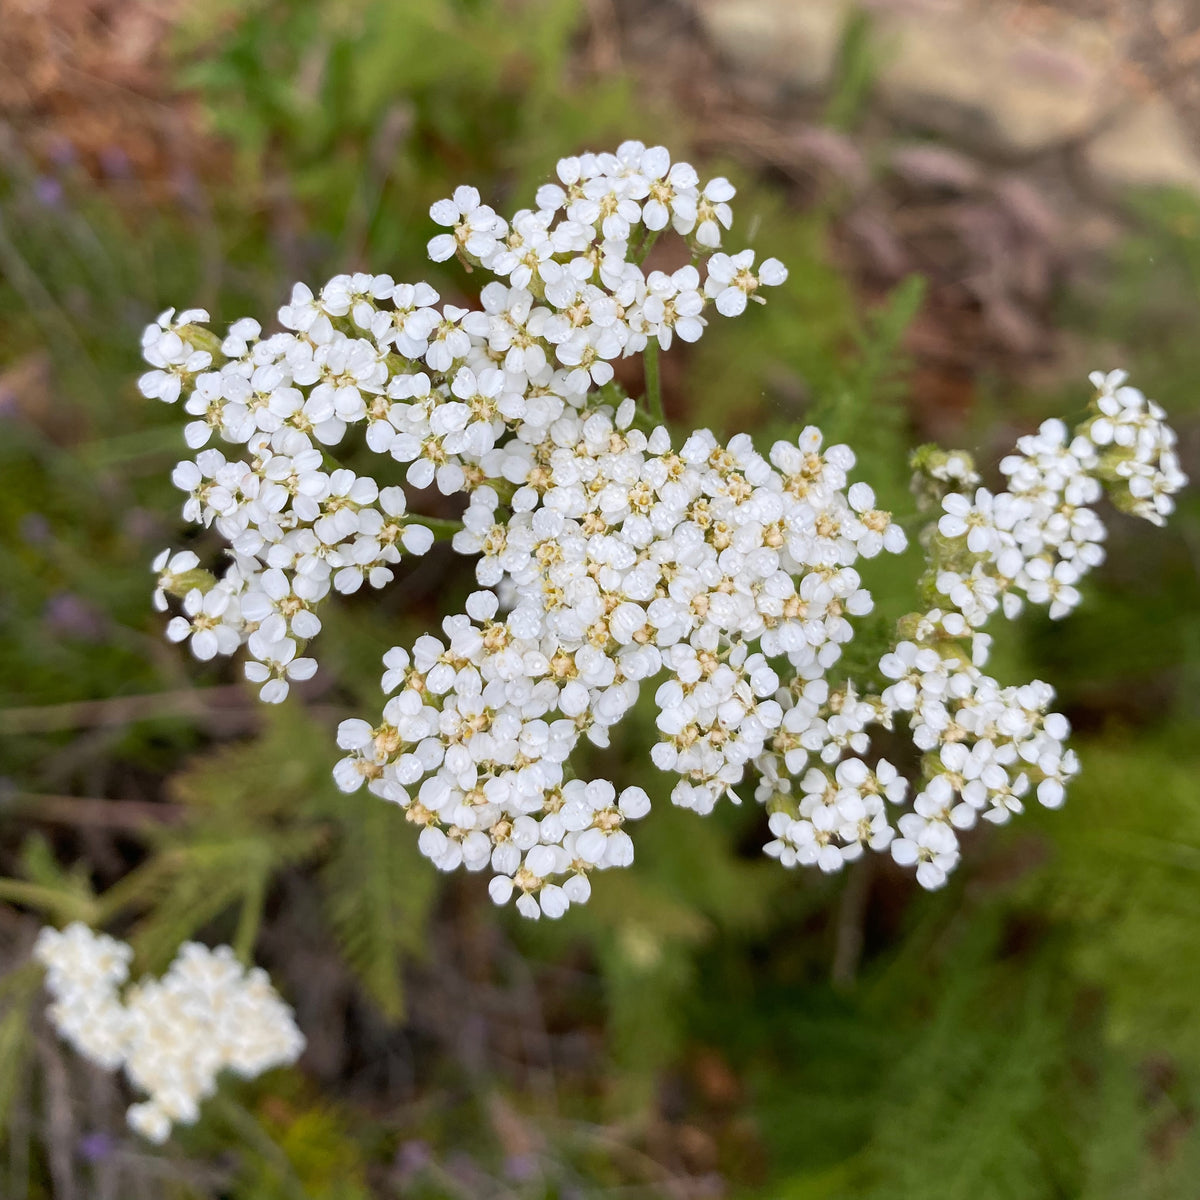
143 143 1185 920
35 924 303 1143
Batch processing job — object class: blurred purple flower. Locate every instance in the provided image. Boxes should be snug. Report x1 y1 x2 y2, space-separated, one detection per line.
78 1132 114 1162
44 593 107 641
446 1151 489 1188
99 146 131 181
122 507 161 544
171 165 204 214
504 1153 538 1182
34 177 63 208
47 137 78 168
393 1139 432 1183
18 513 51 545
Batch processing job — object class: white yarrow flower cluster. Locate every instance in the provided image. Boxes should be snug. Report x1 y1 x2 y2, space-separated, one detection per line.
145 143 783 704
34 924 304 1144
147 143 1186 914
1086 369 1187 526
334 412 907 916
864 374 1187 886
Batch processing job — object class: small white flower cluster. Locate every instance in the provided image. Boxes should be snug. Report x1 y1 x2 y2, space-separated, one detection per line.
34 923 304 1144
145 317 436 700
757 375 1183 888
145 142 784 703
1087 369 1188 526
147 144 1186 916
139 309 213 406
825 371 1186 887
868 633 1077 887
932 371 1185 625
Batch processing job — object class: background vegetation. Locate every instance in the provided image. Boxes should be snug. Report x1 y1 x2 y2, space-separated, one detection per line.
1 0 1199 1196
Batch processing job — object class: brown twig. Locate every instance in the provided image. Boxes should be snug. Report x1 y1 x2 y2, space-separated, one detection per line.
35 1027 77 1200
584 0 623 75
2 793 186 831
0 687 253 735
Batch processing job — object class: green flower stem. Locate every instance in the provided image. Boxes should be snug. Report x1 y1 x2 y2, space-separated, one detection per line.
233 869 268 966
642 341 664 426
0 878 96 924
634 228 661 266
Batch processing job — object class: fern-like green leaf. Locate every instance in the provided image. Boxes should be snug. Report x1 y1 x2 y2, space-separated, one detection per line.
310 783 434 1023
